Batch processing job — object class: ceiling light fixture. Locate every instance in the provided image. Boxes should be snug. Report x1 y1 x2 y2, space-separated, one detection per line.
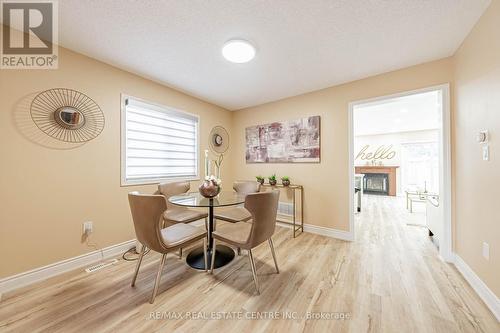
222 39 256 63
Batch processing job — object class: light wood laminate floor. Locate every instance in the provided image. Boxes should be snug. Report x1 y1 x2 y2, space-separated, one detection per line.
0 195 498 332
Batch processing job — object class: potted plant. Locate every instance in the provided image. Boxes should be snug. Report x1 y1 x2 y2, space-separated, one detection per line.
281 176 291 186
268 174 277 186
256 175 265 185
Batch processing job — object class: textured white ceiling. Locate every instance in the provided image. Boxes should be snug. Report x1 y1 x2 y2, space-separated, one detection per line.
354 90 440 136
55 0 490 110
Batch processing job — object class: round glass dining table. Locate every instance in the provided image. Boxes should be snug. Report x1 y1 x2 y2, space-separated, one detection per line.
168 191 246 270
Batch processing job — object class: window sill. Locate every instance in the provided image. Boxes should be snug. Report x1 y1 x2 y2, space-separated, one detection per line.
121 176 201 187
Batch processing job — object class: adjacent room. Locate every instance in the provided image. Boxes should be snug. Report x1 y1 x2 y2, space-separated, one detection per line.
0 1 499 332
353 88 444 244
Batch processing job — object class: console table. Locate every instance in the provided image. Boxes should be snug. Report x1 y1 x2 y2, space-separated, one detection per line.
261 184 304 238
405 190 432 213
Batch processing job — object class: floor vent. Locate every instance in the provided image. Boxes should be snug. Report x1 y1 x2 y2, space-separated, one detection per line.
278 201 293 216
85 259 118 273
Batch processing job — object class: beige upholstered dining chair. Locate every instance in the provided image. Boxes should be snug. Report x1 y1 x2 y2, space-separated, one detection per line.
214 181 261 223
156 181 208 258
128 192 208 304
210 190 280 294
157 181 208 225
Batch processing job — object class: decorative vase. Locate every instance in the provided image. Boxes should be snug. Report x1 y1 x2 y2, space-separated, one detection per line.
282 179 290 186
269 179 277 186
257 178 264 185
199 180 221 198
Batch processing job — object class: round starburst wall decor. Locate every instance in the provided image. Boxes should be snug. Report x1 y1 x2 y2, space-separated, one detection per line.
30 88 105 143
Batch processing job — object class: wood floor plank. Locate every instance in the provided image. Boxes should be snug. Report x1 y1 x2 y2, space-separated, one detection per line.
0 195 498 333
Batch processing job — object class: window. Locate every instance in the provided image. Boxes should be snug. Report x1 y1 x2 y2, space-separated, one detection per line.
401 142 439 193
121 96 199 185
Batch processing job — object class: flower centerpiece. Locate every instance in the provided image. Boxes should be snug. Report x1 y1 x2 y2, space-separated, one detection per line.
199 149 222 198
199 175 221 198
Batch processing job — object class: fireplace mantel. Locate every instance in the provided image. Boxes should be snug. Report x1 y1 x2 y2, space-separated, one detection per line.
355 166 399 196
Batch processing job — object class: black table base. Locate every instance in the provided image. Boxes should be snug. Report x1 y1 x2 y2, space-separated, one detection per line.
186 244 235 270
169 193 245 271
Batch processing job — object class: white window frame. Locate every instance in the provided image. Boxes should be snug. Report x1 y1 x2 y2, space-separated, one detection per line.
120 94 200 186
400 140 440 194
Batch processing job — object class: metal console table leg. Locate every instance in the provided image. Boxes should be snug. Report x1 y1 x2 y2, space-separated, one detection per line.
293 186 304 238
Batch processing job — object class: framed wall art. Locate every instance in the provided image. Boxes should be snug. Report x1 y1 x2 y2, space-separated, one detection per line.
245 115 320 163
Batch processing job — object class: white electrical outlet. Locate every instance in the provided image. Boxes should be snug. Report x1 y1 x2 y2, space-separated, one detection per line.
482 145 489 161
482 242 490 260
83 221 93 235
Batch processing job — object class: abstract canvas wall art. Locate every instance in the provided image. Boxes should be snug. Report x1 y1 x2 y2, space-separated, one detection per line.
245 116 320 163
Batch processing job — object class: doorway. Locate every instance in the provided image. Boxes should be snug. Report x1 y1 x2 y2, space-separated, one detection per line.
348 84 452 262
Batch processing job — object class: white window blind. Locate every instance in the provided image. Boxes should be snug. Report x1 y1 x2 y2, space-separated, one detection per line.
122 96 198 185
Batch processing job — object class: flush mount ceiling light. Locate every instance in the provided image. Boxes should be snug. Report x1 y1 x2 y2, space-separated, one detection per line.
222 39 256 63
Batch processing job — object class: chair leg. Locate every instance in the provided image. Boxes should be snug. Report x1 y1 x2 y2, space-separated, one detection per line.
131 245 146 287
237 247 241 256
178 248 183 259
150 254 167 304
203 238 208 272
248 249 260 295
210 239 217 274
268 238 279 274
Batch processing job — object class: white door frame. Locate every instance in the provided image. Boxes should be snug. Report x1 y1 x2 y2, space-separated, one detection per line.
348 84 453 262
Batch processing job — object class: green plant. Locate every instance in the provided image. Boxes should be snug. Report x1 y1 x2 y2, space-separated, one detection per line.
268 174 277 181
281 176 290 181
256 175 264 181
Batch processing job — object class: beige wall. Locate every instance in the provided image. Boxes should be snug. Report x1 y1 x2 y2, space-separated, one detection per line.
453 0 500 297
0 47 233 278
1 3 498 300
231 58 453 231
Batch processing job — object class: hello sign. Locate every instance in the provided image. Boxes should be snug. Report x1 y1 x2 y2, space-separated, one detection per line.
356 145 396 160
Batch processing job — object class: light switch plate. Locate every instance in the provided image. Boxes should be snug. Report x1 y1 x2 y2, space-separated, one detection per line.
482 145 489 161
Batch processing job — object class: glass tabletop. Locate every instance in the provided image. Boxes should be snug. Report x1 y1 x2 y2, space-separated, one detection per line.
168 191 246 208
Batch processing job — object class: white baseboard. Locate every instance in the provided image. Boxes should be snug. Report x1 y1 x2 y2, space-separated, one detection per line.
276 221 354 241
453 254 500 321
0 239 136 294
304 224 354 241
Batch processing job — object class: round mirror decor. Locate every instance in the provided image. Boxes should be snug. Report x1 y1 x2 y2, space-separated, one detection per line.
30 88 105 143
209 126 229 154
54 107 85 129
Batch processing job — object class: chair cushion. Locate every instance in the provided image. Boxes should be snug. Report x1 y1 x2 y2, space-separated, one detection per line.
163 208 208 223
214 207 251 223
212 221 252 247
160 223 206 248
